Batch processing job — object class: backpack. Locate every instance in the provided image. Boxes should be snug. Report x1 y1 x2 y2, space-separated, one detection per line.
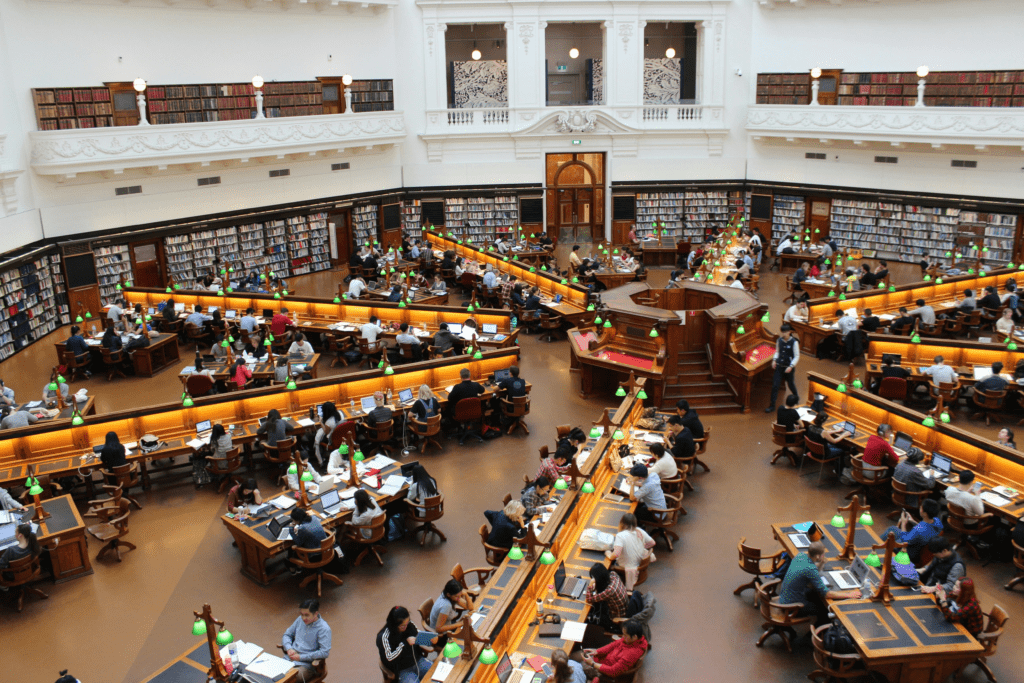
823 619 856 654
624 590 645 619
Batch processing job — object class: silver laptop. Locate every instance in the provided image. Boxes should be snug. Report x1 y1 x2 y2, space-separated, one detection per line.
360 396 377 413
196 419 212 439
495 653 542 683
554 561 587 600
266 517 292 542
319 487 342 516
398 388 414 404
0 523 17 551
828 556 871 590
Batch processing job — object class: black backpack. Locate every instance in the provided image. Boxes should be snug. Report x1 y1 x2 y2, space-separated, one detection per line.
823 620 856 654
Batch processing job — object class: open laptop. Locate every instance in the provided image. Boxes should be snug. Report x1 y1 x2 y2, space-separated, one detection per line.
828 556 871 590
493 368 512 384
174 303 186 312
838 421 857 437
147 307 155 316
319 487 343 516
266 517 292 542
495 653 544 683
893 431 914 455
554 561 588 600
360 396 377 413
398 388 414 405
929 452 955 482
400 461 420 478
262 308 274 318
881 353 901 366
0 523 18 551
196 419 213 440
309 474 336 496
225 310 237 319
482 323 498 335
447 323 463 335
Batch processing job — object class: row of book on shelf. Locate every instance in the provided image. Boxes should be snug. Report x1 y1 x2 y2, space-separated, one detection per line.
0 253 68 361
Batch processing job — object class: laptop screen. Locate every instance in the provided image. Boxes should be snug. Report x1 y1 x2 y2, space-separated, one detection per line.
400 460 420 477
267 517 283 538
447 323 463 334
263 309 274 318
319 488 341 510
881 353 901 366
840 421 857 436
495 653 514 683
553 561 567 591
226 310 237 319
399 388 414 403
494 369 512 383
196 420 212 434
931 453 952 474
360 396 377 413
174 303 185 312
258 417 268 428
482 323 498 334
0 523 16 544
893 432 913 452
851 556 870 583
147 308 155 315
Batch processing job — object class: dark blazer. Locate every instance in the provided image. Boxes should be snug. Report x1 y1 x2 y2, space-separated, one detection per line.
484 510 526 548
100 443 127 470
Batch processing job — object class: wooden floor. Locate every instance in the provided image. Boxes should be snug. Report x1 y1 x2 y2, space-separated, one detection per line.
1 256 1019 683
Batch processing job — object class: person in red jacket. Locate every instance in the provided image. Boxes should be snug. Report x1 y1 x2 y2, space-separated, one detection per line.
271 308 291 337
578 621 648 680
863 423 898 470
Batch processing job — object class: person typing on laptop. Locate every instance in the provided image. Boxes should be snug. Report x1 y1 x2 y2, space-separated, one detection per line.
445 368 485 424
778 541 860 625
288 333 314 357
282 598 332 681
584 563 628 628
0 485 26 511
892 447 935 507
287 508 327 575
863 424 899 472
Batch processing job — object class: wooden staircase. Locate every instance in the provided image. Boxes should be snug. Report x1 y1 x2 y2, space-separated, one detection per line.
661 351 744 414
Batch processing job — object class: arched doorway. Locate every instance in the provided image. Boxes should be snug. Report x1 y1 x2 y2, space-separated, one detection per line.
546 153 604 242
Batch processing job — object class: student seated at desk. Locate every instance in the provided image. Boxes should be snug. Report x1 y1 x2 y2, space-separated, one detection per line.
524 286 542 310
459 318 479 343
239 307 258 333
258 409 292 446
577 621 648 681
64 326 92 375
666 416 694 462
226 478 262 515
859 264 878 289
776 234 796 255
497 365 527 399
432 323 457 353
287 333 314 357
521 476 554 518
674 398 704 439
0 379 14 406
606 513 655 591
863 423 898 472
996 308 1015 335
483 500 527 550
557 427 587 455
997 428 1016 450
272 356 289 384
976 361 1009 392
361 315 385 343
942 469 985 519
350 489 384 538
585 563 629 627
893 447 935 507
100 431 127 470
777 541 861 625
386 284 404 302
1 406 38 430
979 286 1002 311
454 257 466 279
882 499 943 565
428 274 446 294
629 464 666 525
184 305 206 329
101 324 124 354
792 261 809 287
908 298 936 326
0 524 40 576
919 537 966 594
377 606 431 683
363 391 393 427
510 283 527 307
935 577 984 637
783 300 808 324
429 579 474 643
871 355 911 394
889 307 914 335
446 368 485 421
842 268 860 292
955 289 977 315
394 324 423 361
347 275 367 299
861 308 881 333
0 485 25 511
647 443 677 481
271 307 291 337
286 453 322 491
920 355 957 389
776 395 801 432
805 412 851 477
725 275 744 290
229 357 253 390
313 401 343 463
537 448 572 484
410 385 441 422
283 598 332 679
406 464 439 510
288 508 327 573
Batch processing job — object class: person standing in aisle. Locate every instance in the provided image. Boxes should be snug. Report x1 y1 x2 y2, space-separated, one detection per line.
765 324 799 413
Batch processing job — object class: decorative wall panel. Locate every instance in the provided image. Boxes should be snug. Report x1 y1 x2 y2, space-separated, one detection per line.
451 60 508 108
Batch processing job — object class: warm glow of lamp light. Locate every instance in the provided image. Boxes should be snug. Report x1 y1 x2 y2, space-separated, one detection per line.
569 47 580 59
665 47 676 59
916 65 929 78
811 67 822 79
342 74 353 86
133 78 147 92
471 48 482 60
252 75 264 89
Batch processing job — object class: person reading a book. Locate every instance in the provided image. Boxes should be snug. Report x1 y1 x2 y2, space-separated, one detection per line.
282 598 332 680
377 606 431 683
226 478 262 515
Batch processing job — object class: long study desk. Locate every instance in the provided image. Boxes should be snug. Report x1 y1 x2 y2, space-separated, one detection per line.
178 353 320 385
55 331 181 377
6 494 93 583
0 348 521 489
805 371 1024 522
791 268 1016 353
142 640 302 683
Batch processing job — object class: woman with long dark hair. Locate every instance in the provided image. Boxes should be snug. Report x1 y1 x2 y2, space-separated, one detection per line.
351 489 384 539
0 523 42 579
407 464 438 505
936 577 984 637
226 477 262 515
376 606 431 683
585 561 628 627
100 431 127 470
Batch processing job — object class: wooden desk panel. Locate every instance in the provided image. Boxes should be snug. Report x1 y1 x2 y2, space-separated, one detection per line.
56 333 179 377
8 495 94 582
141 641 301 683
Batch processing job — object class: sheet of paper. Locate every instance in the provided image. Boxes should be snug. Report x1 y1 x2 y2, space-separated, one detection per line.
383 474 406 487
123 442 138 450
642 432 664 444
296 418 315 427
246 653 294 679
431 661 454 682
186 438 206 450
992 485 1019 498
974 366 993 381
560 621 587 642
377 482 402 497
363 475 379 489
980 491 1011 507
365 454 397 469
26 401 42 408
797 407 816 421
269 496 297 510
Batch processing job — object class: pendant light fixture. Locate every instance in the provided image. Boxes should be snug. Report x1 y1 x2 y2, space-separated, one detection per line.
569 47 580 59
471 41 481 60
665 47 676 59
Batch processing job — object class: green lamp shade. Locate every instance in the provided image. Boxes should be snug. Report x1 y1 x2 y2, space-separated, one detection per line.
603 320 612 329
287 463 298 475
192 619 208 636
864 551 882 568
146 315 153 322
182 396 194 407
594 316 603 326
587 304 596 312
85 311 92 318
72 414 84 426
217 290 225 296
274 292 281 299
612 429 624 440
936 278 943 284
825 259 831 265
384 366 395 374
300 470 313 482
922 416 936 428
581 481 596 494
174 284 181 290
479 647 499 665
560 279 568 285
115 283 122 291
353 450 365 462
57 374 66 383
507 544 524 561
221 268 227 275
983 246 990 253
264 338 272 346
615 386 627 397
216 630 233 646
221 339 229 348
637 389 648 400
398 301 407 308
895 549 911 565
333 296 341 303
838 294 847 301
940 411 951 423
529 267 536 273
378 359 385 369
837 383 847 393
979 271 986 277
859 511 874 526
889 285 897 292
736 325 745 335
911 334 921 344
503 257 509 262
1009 342 1018 351
166 287 172 293
29 483 44 496
342 293 348 300
852 379 863 389
613 249 619 255
282 289 289 296
830 513 846 528
473 351 483 360
488 246 494 252
467 304 474 312
443 642 464 660
588 426 601 438
572 277 579 283
878 283 885 289
286 378 297 390
945 251 953 257
1018 264 1024 271
648 328 659 338
539 549 556 565
553 478 568 490
761 313 770 323
75 315 84 323
827 290 836 297
815 228 820 233
339 444 350 455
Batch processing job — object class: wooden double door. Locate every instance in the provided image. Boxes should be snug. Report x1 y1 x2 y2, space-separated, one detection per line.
546 153 604 242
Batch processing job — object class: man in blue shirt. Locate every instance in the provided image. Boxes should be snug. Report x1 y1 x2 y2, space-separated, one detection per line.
239 307 258 334
64 326 92 377
482 265 497 289
628 464 665 525
283 598 332 680
882 498 943 565
779 542 860 624
185 305 206 329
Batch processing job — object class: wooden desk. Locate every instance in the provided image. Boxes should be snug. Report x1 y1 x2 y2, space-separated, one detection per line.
56 332 180 377
141 641 302 683
0 348 521 489
178 354 321 385
8 494 94 582
806 371 1024 521
800 279 837 300
638 240 680 267
2 397 96 433
360 281 449 306
864 335 1024 392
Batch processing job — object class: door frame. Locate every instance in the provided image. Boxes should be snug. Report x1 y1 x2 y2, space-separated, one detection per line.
128 238 164 288
552 157 598 241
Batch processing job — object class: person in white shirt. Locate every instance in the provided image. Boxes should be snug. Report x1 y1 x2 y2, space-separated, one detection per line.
459 319 479 342
996 308 1015 335
482 265 497 289
360 316 385 343
495 238 510 255
454 258 466 279
921 355 958 387
726 275 744 290
749 231 763 264
326 447 349 476
784 301 809 323
605 513 655 590
348 276 367 299
646 443 677 481
943 469 984 521
777 235 796 254
107 299 126 330
286 453 322 491
569 245 583 269
288 333 314 356
907 298 936 326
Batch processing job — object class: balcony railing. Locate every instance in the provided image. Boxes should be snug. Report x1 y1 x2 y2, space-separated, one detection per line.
29 111 407 178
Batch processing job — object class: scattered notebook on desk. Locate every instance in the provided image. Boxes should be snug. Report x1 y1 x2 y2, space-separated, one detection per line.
296 418 315 427
981 491 1012 507
269 496 297 510
246 653 294 679
992 485 1019 498
363 475 380 489
560 621 587 642
431 661 454 682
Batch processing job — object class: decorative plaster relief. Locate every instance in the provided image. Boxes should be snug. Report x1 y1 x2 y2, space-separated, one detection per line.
617 22 633 53
519 23 534 54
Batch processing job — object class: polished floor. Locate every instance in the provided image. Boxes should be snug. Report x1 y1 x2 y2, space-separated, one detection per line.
1 256 1019 683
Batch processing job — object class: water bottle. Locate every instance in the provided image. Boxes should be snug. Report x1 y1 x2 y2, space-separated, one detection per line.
350 398 355 414
511 315 518 329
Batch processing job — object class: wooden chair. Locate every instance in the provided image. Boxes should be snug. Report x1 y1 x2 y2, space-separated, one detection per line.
748 274 760 296
0 553 48 612
555 425 572 441
343 514 387 566
961 605 1009 683
362 418 395 456
405 494 447 546
754 578 813 653
60 350 90 382
646 493 684 552
598 647 647 683
971 386 1007 426
326 333 355 368
379 660 397 682
101 347 128 381
185 321 212 348
86 498 136 562
934 381 962 408
659 475 686 505
418 597 435 628
358 338 385 369
185 373 214 398
942 314 965 338
889 478 923 521
691 425 712 474
451 563 494 597
962 309 983 338
538 313 563 343
500 395 530 436
1005 540 1024 591
734 537 787 605
85 484 123 517
102 463 143 510
428 345 454 360
878 377 909 403
478 524 507 567
289 531 342 597
917 321 940 337
409 414 443 453
274 645 327 682
980 307 1002 331
771 423 804 466
846 454 891 503
783 277 802 304
946 502 996 560
800 437 836 485
807 624 866 683
261 437 295 468
453 397 485 445
206 447 243 493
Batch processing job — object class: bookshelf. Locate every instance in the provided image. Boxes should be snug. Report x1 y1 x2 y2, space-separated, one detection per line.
754 74 811 105
94 244 134 305
287 212 331 276
32 87 113 131
635 192 684 241
772 195 806 247
164 234 195 284
960 212 1019 266
0 252 68 360
263 81 324 118
902 206 958 259
829 200 958 260
352 205 379 249
400 200 423 242
347 80 394 113
265 220 290 278
685 191 744 240
239 223 267 271
443 197 520 243
215 227 240 271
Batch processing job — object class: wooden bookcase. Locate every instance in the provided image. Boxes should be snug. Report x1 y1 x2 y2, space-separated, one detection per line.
93 244 134 306
32 87 113 130
0 249 68 360
347 80 394 113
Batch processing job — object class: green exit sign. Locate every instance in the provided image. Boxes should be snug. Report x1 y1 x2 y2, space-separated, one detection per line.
572 140 582 145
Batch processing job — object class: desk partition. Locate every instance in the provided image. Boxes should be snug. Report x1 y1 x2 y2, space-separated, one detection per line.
866 334 1024 370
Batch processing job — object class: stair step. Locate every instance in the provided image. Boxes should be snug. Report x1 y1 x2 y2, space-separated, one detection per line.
676 372 713 381
678 351 707 360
